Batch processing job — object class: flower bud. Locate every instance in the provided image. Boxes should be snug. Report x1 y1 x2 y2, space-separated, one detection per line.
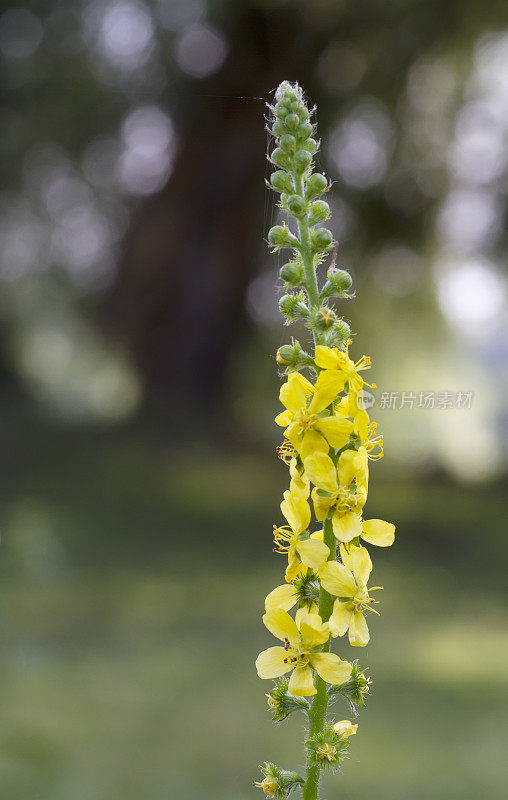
310 227 333 251
296 121 313 141
279 260 303 285
273 102 288 119
314 306 337 330
284 113 300 132
293 149 312 173
268 224 300 250
271 147 291 169
286 194 307 217
279 292 310 322
303 138 318 154
276 340 313 371
270 170 294 193
332 318 351 340
308 200 330 226
328 268 353 292
320 269 353 300
279 134 296 152
306 172 328 198
296 105 310 122
271 120 286 136
276 344 297 365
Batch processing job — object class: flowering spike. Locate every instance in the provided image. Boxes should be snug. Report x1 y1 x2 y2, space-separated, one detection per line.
254 81 396 800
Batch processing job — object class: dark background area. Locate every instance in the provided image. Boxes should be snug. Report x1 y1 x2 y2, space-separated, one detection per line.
0 1 507 798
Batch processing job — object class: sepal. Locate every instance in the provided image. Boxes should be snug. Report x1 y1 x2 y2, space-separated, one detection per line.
328 660 371 713
305 723 350 771
254 761 304 798
265 676 311 721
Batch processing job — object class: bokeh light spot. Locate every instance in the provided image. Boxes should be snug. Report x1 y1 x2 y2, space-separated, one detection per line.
175 24 227 79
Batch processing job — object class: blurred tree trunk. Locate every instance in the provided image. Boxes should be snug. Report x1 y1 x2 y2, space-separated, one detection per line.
105 7 308 408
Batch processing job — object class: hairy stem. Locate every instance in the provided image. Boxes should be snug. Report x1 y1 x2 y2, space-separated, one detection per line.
302 516 335 800
293 174 320 309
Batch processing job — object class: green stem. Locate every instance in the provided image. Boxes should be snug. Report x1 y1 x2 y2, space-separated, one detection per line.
293 174 320 309
302 517 336 800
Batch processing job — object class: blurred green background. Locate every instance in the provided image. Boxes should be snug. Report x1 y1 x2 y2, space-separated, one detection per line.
1 1 507 798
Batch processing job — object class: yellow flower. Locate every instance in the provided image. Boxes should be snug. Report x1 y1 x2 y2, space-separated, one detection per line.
304 452 366 542
314 343 376 392
318 545 382 646
256 607 352 696
333 720 358 737
274 489 329 580
275 372 353 459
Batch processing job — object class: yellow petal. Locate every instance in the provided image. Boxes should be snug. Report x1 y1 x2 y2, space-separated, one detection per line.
314 345 340 370
310 653 352 685
354 409 370 440
265 584 299 612
289 460 310 498
311 487 332 522
361 519 395 547
262 609 300 646
328 600 352 637
256 646 291 678
333 720 358 737
314 416 353 449
285 553 305 582
280 491 311 533
288 665 316 696
337 449 357 487
355 447 369 484
299 616 329 650
310 529 324 542
285 422 303 453
341 544 372 584
296 538 330 572
308 370 346 414
300 429 328 460
279 372 312 413
349 609 370 646
275 410 293 427
319 561 357 597
332 510 363 542
303 452 338 493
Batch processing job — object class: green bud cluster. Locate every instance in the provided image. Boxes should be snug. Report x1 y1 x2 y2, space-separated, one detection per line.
267 81 353 354
328 661 371 712
266 677 311 722
305 724 350 771
255 761 305 799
